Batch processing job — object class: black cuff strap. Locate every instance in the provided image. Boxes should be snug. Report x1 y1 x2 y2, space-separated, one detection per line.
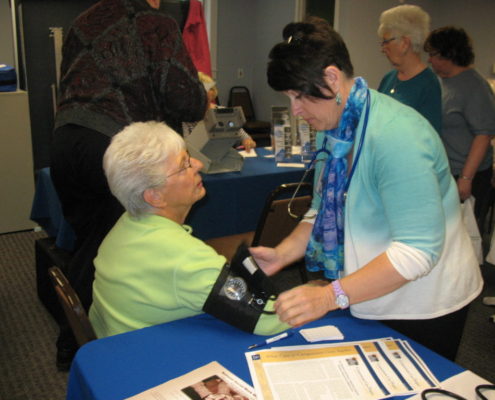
202 243 278 333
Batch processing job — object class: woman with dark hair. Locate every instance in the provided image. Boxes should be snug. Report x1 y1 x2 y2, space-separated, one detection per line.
424 27 495 228
250 17 483 361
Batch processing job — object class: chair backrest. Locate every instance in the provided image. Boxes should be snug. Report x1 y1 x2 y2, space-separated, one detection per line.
228 86 256 121
48 266 96 347
252 182 313 248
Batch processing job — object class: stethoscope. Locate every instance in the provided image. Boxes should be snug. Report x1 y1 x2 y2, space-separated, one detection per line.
421 384 495 400
288 89 371 218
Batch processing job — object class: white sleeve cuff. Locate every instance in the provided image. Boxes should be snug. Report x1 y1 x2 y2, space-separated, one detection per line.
386 241 433 281
302 208 318 224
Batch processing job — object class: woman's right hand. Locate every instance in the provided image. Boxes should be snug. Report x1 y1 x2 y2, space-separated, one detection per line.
249 246 284 276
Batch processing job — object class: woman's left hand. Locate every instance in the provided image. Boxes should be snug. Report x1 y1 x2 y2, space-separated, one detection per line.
274 280 334 327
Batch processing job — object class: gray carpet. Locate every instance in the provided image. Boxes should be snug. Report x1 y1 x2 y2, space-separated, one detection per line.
0 230 68 400
0 229 494 400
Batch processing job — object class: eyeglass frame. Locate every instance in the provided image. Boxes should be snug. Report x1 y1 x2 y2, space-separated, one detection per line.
380 37 397 47
166 151 192 178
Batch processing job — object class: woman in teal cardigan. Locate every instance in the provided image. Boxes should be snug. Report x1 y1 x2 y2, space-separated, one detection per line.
250 16 482 361
377 4 441 133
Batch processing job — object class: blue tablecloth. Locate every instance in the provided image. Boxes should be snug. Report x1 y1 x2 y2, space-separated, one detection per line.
66 311 464 400
30 148 307 250
187 148 307 239
30 168 76 251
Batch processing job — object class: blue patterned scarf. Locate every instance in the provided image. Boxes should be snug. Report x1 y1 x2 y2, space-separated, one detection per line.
305 77 369 279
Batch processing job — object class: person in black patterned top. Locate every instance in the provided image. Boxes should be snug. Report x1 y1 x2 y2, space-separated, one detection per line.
50 0 207 370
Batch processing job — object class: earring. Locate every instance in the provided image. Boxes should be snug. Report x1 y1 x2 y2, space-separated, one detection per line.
336 93 342 106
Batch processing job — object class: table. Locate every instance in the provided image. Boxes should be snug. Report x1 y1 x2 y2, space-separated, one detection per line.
66 311 464 400
30 148 306 250
30 168 75 251
187 148 307 239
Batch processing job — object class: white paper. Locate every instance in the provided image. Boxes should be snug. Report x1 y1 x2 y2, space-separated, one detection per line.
126 361 255 400
299 325 344 342
291 145 302 155
276 162 305 168
238 149 258 158
245 338 439 400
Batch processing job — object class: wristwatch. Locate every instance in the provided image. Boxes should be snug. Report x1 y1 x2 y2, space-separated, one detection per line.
331 280 349 309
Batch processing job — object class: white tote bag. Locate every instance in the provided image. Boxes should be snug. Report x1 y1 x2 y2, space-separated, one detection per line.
486 226 495 265
461 196 483 264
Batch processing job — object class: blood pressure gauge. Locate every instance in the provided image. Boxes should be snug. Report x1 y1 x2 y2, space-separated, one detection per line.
223 277 247 301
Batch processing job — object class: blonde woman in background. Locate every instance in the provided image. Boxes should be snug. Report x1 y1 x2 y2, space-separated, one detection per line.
377 4 441 133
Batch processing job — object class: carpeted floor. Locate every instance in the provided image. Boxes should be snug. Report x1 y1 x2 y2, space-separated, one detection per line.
0 230 68 400
0 229 494 400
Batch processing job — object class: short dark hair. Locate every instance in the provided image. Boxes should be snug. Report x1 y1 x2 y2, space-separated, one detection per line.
424 26 475 67
267 16 354 100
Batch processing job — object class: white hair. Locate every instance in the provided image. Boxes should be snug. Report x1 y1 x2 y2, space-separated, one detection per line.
103 121 185 218
378 4 430 53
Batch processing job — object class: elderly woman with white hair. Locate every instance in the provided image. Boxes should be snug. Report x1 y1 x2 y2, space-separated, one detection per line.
377 4 441 133
88 121 288 338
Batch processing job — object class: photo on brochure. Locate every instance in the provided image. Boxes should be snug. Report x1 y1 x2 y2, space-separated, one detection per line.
181 374 250 400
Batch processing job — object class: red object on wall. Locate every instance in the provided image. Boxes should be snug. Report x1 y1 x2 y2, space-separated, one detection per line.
182 0 212 77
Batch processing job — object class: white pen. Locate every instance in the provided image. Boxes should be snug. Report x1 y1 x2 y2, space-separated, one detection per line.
248 331 294 349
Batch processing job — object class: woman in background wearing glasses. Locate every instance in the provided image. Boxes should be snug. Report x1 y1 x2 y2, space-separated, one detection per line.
424 26 495 230
250 17 482 361
377 4 441 133
88 121 288 338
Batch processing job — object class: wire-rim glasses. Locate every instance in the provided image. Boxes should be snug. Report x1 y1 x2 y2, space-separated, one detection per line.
166 151 192 178
380 37 397 47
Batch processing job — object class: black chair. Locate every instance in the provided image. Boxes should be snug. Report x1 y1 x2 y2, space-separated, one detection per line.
48 266 96 347
228 86 271 146
35 237 73 324
252 182 313 288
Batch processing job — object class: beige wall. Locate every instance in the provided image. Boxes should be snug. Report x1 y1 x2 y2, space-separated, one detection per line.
1 0 15 67
337 0 495 89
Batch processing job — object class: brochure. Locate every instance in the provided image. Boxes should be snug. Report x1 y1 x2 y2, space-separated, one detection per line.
245 338 439 400
126 361 256 400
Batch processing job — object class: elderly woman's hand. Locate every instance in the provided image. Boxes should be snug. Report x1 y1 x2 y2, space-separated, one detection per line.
274 281 334 327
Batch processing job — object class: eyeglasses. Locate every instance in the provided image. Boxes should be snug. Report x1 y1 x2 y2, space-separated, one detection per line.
421 384 495 400
166 151 192 178
380 37 397 46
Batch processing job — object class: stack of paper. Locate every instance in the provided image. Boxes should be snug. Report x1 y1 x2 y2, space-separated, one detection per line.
245 337 440 400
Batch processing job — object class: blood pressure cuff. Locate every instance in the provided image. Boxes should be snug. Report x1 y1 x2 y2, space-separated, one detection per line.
202 242 279 333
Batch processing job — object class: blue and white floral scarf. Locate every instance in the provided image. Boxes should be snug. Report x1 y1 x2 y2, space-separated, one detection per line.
305 77 369 279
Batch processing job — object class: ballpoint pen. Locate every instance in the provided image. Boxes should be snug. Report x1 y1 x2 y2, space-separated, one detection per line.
248 330 294 350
